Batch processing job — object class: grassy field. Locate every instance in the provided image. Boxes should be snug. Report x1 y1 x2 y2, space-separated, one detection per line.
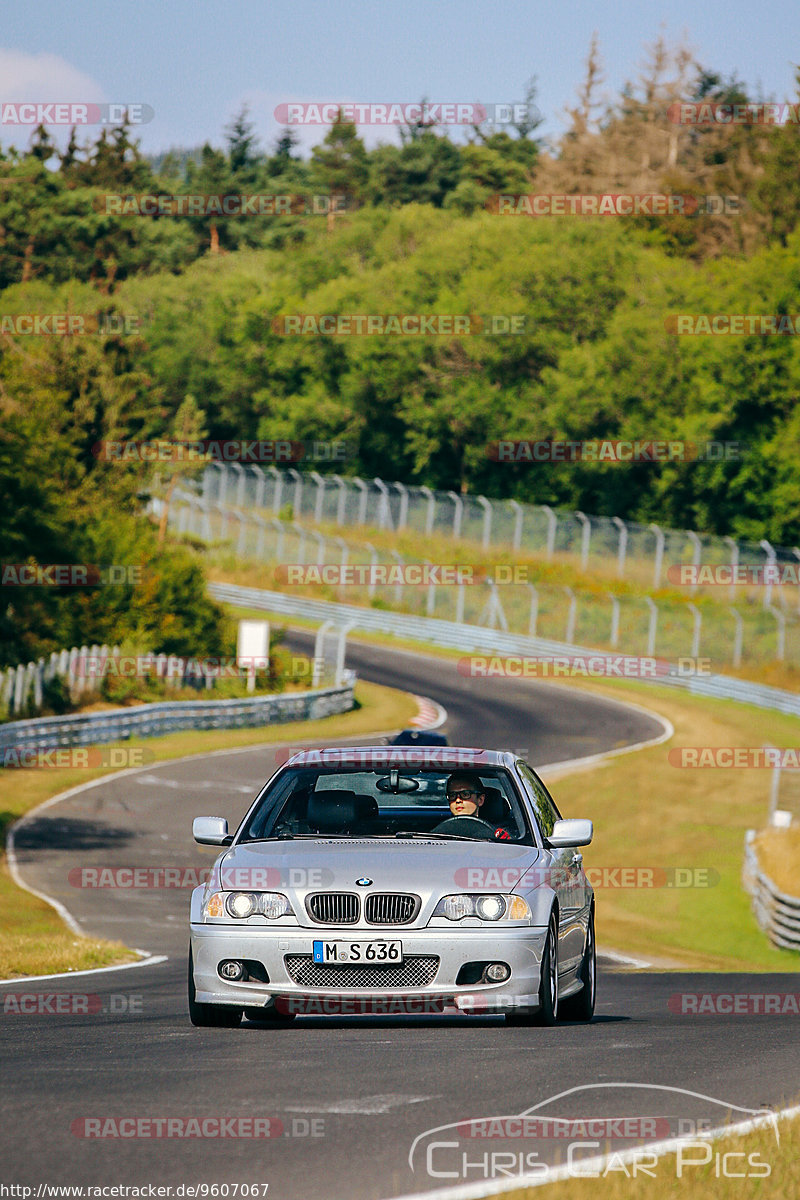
0 679 418 979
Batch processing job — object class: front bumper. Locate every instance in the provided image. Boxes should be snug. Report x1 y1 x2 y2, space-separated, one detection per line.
190 923 549 1013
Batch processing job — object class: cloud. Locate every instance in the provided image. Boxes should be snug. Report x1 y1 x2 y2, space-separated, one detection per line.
0 48 104 101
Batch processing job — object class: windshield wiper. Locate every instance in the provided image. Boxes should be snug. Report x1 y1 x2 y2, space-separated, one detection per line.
394 831 475 841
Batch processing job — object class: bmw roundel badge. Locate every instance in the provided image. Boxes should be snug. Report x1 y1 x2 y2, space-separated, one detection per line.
355 877 373 886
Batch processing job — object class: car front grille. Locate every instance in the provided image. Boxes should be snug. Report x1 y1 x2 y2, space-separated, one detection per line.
305 893 359 924
284 955 440 989
364 893 419 924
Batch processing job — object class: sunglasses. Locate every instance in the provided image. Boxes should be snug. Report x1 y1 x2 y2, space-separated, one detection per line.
446 789 480 801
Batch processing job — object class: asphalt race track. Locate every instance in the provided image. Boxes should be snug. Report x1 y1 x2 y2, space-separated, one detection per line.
2 636 799 1199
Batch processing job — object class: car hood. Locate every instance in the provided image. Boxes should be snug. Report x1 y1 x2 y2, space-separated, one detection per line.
208 839 542 925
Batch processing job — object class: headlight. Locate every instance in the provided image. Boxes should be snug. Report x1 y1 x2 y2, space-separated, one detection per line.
222 891 294 919
475 895 506 921
226 892 259 918
432 894 524 922
260 893 293 919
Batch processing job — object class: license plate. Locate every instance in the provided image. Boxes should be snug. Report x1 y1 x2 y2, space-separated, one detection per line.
312 940 403 964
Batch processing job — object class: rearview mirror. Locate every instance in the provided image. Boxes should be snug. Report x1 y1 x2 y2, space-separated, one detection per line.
193 816 232 846
548 818 593 848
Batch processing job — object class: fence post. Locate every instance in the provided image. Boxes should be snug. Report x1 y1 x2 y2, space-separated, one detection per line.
419 486 435 536
645 597 658 657
335 621 358 686
687 602 702 658
352 477 368 526
335 537 349 566
723 536 739 603
217 462 229 507
760 539 775 609
563 586 577 644
269 518 285 562
290 522 307 565
477 496 492 550
540 505 557 559
286 467 303 518
391 550 404 606
310 471 325 524
424 560 436 616
612 517 628 579
606 593 620 649
229 463 246 508
394 482 409 531
767 604 786 661
686 532 702 595
509 500 523 553
447 491 463 539
649 523 665 588
373 477 391 530
330 475 347 526
575 511 591 571
313 621 335 687
365 543 378 600
731 608 743 668
793 548 800 614
253 464 267 511
311 531 326 566
234 508 248 557
527 583 539 636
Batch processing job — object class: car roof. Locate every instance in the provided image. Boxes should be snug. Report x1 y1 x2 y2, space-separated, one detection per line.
282 746 518 769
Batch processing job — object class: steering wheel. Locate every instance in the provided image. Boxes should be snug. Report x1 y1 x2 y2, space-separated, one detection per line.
432 815 497 840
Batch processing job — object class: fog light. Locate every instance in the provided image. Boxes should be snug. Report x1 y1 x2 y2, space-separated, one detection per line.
219 959 245 981
483 963 510 983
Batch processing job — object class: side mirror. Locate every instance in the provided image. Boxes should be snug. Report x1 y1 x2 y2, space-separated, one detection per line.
193 816 232 846
548 818 593 848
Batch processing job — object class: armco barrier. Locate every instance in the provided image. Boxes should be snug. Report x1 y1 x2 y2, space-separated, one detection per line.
743 831 800 951
0 685 354 757
208 583 800 719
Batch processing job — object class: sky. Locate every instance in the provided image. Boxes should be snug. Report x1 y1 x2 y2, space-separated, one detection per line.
1 0 799 158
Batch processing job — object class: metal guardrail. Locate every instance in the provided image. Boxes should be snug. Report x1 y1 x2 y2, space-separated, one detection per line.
0 685 354 757
208 582 800 719
742 831 800 951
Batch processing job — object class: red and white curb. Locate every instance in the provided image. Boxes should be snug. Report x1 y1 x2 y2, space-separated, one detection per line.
410 696 448 730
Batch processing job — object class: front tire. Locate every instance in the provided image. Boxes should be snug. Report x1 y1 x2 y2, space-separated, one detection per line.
188 947 242 1027
560 909 596 1022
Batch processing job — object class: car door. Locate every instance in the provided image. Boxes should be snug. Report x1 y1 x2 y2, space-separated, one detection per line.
516 762 587 973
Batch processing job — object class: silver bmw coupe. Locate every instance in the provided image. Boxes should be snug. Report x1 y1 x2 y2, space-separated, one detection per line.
188 746 595 1026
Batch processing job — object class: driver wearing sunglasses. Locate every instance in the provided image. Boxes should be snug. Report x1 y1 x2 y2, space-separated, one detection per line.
445 775 487 818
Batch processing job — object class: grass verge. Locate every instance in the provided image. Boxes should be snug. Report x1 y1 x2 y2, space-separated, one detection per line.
752 827 800 898
0 680 418 979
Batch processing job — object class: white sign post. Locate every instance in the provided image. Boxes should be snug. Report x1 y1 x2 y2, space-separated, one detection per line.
237 620 270 693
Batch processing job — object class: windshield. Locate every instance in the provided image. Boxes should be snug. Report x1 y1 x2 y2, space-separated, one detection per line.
238 767 533 843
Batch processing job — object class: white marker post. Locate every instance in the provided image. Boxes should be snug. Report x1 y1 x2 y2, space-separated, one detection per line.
237 620 270 693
